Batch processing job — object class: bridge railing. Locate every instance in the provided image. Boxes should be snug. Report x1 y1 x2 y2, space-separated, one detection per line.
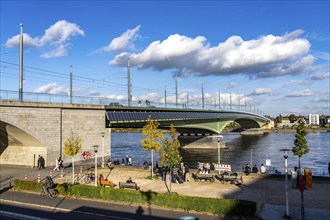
0 89 266 116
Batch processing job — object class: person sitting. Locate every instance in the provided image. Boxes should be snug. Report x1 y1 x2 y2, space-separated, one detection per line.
252 164 258 173
260 164 266 174
244 164 251 176
126 177 133 183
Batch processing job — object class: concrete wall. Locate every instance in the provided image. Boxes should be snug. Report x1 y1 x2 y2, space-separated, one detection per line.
0 101 110 167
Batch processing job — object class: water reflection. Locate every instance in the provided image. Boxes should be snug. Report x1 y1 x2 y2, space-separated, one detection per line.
111 132 330 175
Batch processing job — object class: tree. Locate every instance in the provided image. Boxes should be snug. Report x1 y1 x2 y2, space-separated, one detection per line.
292 119 309 169
288 114 298 123
158 125 182 194
64 132 83 184
141 116 164 178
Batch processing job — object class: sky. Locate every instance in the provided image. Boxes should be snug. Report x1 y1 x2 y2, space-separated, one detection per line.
1 0 329 117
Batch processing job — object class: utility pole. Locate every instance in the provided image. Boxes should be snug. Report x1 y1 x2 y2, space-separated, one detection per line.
127 58 131 106
238 96 240 111
164 85 167 108
230 93 232 110
202 83 204 109
175 75 178 108
19 23 23 102
218 89 221 109
70 65 72 104
186 91 189 108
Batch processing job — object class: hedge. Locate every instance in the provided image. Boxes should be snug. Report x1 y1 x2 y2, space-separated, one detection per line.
14 179 256 217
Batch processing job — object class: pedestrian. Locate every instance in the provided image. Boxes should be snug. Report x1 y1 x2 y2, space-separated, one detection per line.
53 157 60 171
260 164 266 174
121 158 125 165
125 155 129 166
58 157 64 170
37 155 42 169
244 164 251 176
138 100 141 106
128 156 132 166
184 164 190 182
252 164 258 173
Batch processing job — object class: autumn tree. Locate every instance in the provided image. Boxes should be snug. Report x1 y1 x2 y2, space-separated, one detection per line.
158 124 182 194
64 132 83 184
292 119 309 169
141 116 164 178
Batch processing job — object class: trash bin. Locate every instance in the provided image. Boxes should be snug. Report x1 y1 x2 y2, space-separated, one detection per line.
304 169 312 189
291 170 298 189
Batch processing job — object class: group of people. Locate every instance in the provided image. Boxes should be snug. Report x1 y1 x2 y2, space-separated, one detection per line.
37 155 45 169
53 157 64 171
244 163 267 175
159 162 190 184
111 156 132 166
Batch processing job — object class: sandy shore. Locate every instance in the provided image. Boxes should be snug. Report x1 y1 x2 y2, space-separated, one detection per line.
58 165 330 214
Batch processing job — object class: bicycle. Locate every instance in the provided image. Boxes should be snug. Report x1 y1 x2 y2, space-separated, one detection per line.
40 185 58 198
84 173 95 184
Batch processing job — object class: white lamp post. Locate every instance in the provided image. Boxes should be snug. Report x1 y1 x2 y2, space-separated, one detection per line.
101 132 105 168
217 136 221 174
93 145 99 186
280 148 290 218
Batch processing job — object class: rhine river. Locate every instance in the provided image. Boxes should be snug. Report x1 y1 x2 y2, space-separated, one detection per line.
111 132 330 176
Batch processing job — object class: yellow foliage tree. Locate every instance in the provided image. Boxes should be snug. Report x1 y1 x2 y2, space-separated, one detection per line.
64 132 83 184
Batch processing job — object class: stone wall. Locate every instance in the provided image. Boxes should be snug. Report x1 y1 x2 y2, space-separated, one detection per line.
0 101 110 167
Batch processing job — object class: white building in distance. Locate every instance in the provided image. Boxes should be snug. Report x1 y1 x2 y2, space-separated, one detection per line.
308 113 319 125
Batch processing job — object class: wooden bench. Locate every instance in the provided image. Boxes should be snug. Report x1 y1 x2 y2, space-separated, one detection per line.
192 173 215 182
119 182 140 190
218 173 243 185
98 177 116 188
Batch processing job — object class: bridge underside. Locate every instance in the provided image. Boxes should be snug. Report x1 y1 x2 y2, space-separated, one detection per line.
0 121 45 166
105 109 268 134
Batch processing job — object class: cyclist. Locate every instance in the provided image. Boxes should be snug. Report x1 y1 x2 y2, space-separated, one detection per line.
42 176 54 195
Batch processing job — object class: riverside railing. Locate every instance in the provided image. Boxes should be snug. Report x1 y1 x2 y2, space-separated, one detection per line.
0 90 266 116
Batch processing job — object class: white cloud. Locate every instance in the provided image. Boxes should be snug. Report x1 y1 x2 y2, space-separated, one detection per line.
285 89 316 97
283 80 311 87
34 82 68 94
104 25 141 52
250 88 272 96
5 20 84 58
110 29 313 78
310 72 330 80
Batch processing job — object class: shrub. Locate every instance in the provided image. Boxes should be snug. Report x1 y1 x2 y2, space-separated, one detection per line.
13 179 256 217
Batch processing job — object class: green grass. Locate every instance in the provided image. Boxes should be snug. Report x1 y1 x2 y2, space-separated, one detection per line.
14 179 256 217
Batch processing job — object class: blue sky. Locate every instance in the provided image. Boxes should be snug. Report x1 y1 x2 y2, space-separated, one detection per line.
1 0 329 117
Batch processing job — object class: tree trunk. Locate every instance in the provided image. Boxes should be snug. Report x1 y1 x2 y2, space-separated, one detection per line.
298 156 301 170
72 157 75 184
151 150 154 178
169 166 172 194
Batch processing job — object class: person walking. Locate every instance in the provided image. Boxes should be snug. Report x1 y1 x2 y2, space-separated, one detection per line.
184 164 190 182
53 157 60 171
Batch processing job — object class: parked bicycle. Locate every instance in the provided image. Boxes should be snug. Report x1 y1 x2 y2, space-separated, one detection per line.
40 176 58 198
84 172 95 184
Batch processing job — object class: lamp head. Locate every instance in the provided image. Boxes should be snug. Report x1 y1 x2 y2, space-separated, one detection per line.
101 132 105 137
280 149 290 159
217 136 221 143
93 145 99 153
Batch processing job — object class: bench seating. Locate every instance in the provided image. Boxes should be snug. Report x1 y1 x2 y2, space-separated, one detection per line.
192 173 215 182
218 173 243 185
98 177 116 187
119 182 140 190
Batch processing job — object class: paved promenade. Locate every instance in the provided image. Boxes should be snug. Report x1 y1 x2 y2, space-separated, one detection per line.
1 164 329 219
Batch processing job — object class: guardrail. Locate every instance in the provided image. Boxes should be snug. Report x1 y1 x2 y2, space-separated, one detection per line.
0 90 265 116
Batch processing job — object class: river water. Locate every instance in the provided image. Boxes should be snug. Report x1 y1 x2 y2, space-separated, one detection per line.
111 132 330 176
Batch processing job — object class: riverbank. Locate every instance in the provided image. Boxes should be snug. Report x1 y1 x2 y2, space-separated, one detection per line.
57 165 330 215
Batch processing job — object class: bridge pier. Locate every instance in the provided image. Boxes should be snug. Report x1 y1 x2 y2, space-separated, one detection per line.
178 134 226 148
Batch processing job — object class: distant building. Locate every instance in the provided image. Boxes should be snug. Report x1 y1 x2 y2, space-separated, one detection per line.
308 113 319 125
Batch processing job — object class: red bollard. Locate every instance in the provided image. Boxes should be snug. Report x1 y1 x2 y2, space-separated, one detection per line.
80 165 83 173
60 169 63 178
49 170 52 177
37 172 40 182
24 174 27 180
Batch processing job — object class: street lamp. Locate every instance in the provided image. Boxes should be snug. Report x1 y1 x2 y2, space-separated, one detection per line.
217 135 221 175
101 132 105 168
93 145 99 186
280 148 290 219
